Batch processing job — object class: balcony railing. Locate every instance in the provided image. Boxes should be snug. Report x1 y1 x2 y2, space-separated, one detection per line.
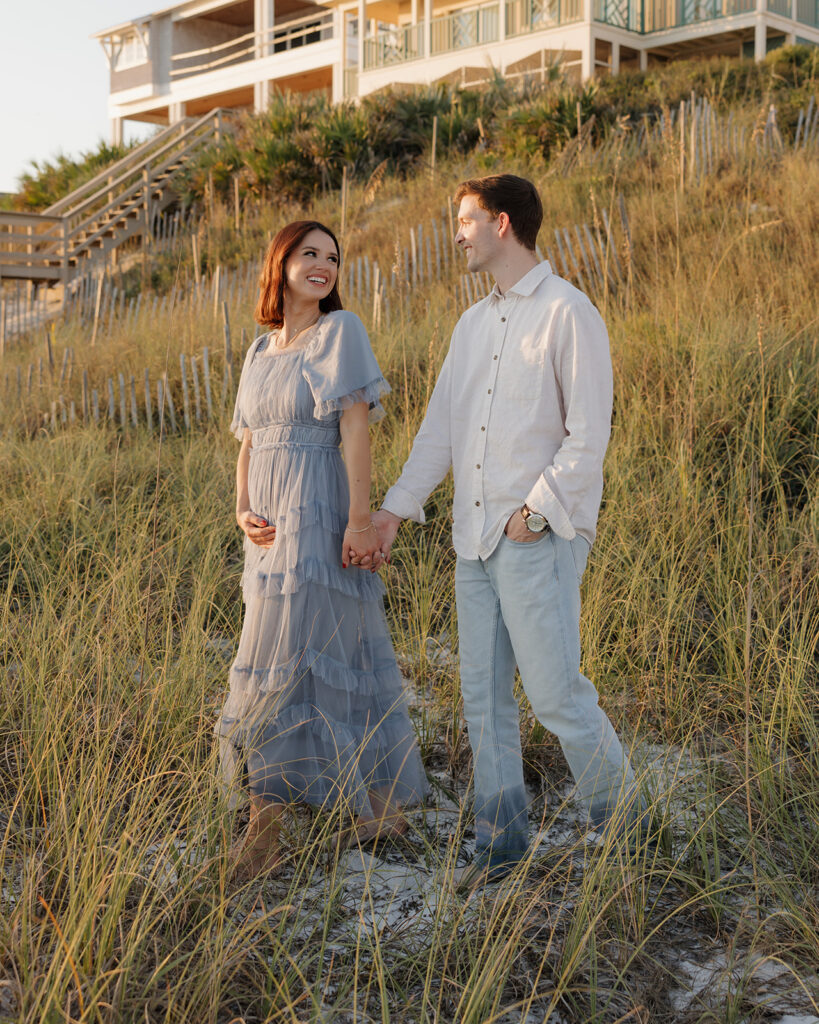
364 0 584 70
170 12 334 80
431 3 499 52
506 0 583 33
595 0 754 29
363 23 423 69
361 0 812 70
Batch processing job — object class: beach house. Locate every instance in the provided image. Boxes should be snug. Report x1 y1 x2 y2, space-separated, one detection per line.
88 0 819 142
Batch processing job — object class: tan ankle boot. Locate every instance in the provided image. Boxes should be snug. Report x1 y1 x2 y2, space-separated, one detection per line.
230 797 282 880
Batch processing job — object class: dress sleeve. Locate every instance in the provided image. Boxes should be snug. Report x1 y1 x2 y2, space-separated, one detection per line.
230 334 266 440
303 311 390 423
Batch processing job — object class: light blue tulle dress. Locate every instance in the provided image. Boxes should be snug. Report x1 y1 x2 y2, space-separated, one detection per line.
216 310 426 816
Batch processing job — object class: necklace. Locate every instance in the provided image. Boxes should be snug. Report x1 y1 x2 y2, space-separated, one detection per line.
276 312 321 348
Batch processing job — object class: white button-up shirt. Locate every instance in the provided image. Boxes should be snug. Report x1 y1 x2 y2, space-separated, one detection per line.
382 261 613 560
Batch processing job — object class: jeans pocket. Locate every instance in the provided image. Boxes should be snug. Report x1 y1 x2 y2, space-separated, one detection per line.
504 531 549 548
569 536 590 582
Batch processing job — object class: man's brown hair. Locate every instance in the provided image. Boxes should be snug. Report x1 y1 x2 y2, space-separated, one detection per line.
454 174 543 252
255 220 343 329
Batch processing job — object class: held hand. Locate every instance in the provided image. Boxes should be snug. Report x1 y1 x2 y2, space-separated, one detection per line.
342 521 384 573
237 509 277 548
504 509 540 543
371 509 402 563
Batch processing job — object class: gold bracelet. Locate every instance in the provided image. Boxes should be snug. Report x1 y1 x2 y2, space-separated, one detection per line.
346 521 376 533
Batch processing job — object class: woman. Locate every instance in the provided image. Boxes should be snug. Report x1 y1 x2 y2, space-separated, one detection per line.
216 220 426 879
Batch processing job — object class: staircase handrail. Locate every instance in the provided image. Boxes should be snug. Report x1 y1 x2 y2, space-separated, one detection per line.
60 109 226 228
64 113 225 243
146 121 225 183
3 107 233 285
44 119 188 217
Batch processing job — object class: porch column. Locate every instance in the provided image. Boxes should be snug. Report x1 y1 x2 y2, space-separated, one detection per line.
254 81 270 111
423 0 432 58
255 0 275 57
333 7 345 102
110 117 124 146
639 47 647 69
611 39 620 73
582 39 594 78
754 17 766 57
499 0 506 43
581 0 594 78
358 0 366 72
754 0 767 59
169 101 185 123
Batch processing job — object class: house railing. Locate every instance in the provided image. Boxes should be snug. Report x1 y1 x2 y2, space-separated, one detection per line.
366 0 585 71
369 0 802 72
363 23 423 68
595 0 754 30
505 0 583 34
0 213 68 283
794 0 819 23
431 3 500 53
362 23 421 68
170 11 334 80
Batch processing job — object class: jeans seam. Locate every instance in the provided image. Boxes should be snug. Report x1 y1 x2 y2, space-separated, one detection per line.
554 540 588 727
488 593 504 802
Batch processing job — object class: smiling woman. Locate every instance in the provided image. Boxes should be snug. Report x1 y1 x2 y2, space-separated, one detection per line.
216 220 426 880
254 221 344 337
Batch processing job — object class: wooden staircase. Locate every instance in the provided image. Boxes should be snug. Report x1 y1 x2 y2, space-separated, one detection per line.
0 109 229 291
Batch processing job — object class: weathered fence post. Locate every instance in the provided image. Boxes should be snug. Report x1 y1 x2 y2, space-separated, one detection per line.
222 301 233 398
202 347 214 419
145 369 153 433
180 353 191 430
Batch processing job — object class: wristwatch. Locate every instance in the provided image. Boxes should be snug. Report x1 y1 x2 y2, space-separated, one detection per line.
521 504 549 533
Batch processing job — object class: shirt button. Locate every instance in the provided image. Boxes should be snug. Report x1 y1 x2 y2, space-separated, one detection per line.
500 317 506 322
487 388 492 394
475 501 480 506
476 463 481 469
480 426 485 431
493 355 498 360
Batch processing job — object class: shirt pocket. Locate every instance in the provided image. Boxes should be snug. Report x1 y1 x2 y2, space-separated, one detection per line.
497 343 547 401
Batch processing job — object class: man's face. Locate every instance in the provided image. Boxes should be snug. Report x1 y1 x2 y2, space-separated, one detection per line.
454 194 501 273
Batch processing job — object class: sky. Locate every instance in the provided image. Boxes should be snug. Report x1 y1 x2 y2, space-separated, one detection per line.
0 1 157 193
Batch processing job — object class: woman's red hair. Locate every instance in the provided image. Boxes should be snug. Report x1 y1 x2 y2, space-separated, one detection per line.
255 220 343 329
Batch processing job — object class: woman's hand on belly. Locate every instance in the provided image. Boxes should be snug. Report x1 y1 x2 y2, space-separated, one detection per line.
237 509 277 548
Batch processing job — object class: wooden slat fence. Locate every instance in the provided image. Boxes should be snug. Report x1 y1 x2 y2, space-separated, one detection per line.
3 91 818 437
0 192 632 438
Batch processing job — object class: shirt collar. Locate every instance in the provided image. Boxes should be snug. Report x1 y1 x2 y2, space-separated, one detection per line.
489 260 552 302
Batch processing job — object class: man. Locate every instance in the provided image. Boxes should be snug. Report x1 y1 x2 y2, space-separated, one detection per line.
371 174 645 885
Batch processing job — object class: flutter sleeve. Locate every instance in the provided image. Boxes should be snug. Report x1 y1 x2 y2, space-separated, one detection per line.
229 334 266 440
303 311 390 423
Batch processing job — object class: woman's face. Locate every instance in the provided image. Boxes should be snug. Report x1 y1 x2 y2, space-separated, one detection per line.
284 228 339 307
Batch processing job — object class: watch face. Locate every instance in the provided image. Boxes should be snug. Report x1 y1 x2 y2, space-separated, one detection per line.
526 513 547 532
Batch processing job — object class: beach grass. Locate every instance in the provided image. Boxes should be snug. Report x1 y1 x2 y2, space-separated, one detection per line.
0 85 818 1022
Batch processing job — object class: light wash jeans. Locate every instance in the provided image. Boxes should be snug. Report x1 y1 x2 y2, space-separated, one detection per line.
455 531 642 869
